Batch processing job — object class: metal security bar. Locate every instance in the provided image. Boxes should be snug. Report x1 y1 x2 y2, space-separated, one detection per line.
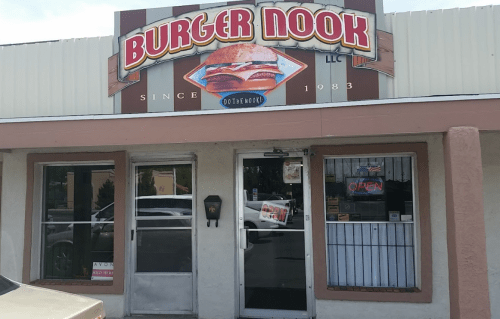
326 222 415 288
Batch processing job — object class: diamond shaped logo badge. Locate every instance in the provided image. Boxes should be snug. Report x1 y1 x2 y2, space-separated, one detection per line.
184 44 307 108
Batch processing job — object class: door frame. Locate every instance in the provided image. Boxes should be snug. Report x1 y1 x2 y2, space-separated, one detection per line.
236 149 315 319
127 155 198 315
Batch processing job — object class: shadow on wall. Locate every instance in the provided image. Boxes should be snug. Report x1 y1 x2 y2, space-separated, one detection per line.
0 162 2 222
0 162 2 271
0 230 19 280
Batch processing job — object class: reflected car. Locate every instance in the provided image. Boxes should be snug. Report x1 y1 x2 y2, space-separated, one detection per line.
43 217 114 279
44 195 193 279
0 275 105 318
243 191 281 243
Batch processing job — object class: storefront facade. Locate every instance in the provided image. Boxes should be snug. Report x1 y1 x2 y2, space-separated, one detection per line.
0 1 499 318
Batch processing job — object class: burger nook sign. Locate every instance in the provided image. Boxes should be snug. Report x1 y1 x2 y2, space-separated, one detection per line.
119 2 376 80
110 1 392 109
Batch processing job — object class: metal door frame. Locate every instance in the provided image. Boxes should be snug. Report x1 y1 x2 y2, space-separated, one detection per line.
236 150 314 319
127 157 197 315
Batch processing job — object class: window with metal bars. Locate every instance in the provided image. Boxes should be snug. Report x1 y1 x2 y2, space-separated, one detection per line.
324 156 417 289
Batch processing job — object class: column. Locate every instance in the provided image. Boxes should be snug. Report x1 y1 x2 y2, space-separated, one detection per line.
196 145 237 318
0 151 27 280
444 127 491 319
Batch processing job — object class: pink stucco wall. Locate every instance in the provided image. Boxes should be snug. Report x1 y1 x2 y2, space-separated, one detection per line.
444 127 491 319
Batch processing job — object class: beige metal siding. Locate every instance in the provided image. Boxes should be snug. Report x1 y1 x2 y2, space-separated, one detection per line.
1 7 500 119
388 5 500 98
0 37 113 119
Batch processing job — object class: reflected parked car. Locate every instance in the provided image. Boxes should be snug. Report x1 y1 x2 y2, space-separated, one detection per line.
0 275 105 318
243 191 281 243
44 216 114 279
44 195 193 279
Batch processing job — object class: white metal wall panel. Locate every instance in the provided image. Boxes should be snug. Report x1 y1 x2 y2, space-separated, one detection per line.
1 7 500 119
495 6 500 93
0 36 113 119
388 5 500 98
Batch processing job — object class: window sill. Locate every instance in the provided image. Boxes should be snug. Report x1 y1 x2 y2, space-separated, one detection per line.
30 279 120 295
317 284 430 303
32 279 113 286
327 286 420 293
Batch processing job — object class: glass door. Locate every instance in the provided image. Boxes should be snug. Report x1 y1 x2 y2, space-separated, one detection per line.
237 152 312 319
130 163 195 314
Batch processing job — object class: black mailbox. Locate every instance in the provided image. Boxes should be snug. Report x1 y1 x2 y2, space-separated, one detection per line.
204 195 222 227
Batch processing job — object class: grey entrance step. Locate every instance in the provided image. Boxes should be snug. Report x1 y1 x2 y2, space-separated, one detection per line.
122 316 197 319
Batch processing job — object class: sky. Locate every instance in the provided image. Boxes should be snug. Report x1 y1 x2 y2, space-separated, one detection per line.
0 0 499 45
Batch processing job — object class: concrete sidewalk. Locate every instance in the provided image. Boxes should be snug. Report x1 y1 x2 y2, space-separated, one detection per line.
121 315 197 319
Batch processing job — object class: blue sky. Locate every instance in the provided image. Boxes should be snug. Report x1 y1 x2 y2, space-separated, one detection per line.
0 0 499 45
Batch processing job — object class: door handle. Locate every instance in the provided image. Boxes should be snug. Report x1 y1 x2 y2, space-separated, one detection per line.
131 229 134 241
240 228 248 249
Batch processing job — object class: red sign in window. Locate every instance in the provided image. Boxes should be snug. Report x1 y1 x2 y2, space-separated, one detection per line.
346 177 385 196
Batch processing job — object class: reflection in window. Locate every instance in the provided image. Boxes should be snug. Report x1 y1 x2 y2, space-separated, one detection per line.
242 158 307 310
42 165 115 280
243 158 302 233
324 156 417 289
136 165 192 197
136 229 192 272
135 164 193 273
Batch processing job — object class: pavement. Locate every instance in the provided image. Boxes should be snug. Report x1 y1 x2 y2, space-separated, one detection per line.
122 316 197 319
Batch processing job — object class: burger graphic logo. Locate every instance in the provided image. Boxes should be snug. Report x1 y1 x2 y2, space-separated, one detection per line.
184 43 307 108
202 44 283 93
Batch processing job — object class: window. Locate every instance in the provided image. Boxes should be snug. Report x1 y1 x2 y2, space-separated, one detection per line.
310 143 431 302
324 156 416 289
41 165 115 280
134 164 193 273
23 152 126 294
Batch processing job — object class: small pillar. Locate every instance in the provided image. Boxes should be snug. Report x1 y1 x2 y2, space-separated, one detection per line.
444 127 491 319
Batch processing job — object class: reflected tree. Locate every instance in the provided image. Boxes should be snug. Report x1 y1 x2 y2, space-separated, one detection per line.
138 168 156 196
96 179 114 209
175 166 192 195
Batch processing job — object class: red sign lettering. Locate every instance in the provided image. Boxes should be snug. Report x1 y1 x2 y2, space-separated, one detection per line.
170 19 192 53
342 13 370 50
273 206 279 220
279 208 286 222
262 7 288 40
124 35 146 70
121 5 375 75
192 13 215 45
145 24 169 59
348 181 383 192
259 203 289 224
229 9 253 40
288 7 315 40
262 6 370 49
315 11 343 43
215 10 229 39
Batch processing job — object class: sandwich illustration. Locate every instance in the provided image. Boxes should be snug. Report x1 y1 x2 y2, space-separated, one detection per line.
183 43 307 108
201 43 283 93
